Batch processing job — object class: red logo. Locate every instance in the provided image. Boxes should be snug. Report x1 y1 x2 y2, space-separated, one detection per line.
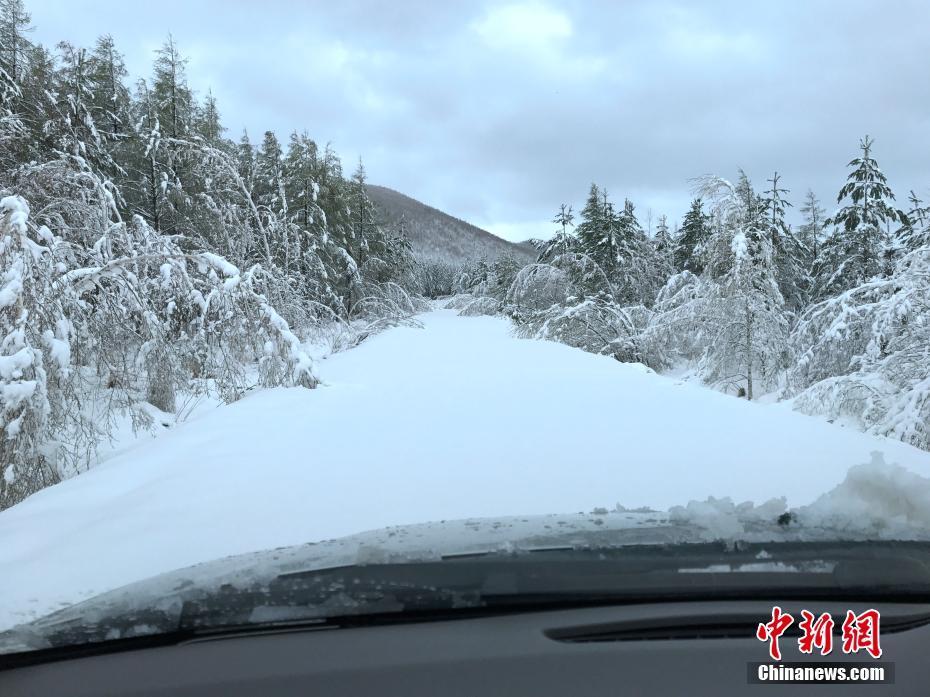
756 607 882 660
756 606 794 660
841 609 882 659
797 610 834 655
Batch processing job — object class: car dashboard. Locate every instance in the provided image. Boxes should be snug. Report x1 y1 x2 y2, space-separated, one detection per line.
1 599 926 696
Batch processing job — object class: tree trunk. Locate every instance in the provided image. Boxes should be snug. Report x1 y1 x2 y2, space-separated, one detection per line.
745 301 754 400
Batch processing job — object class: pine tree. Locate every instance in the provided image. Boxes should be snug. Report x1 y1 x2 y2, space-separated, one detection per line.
577 186 627 275
617 198 643 250
554 203 574 236
674 198 710 273
900 190 929 251
0 0 32 166
654 214 672 252
236 130 256 189
576 183 606 265
349 158 379 265
124 78 170 231
599 194 620 272
255 130 284 215
817 136 908 297
283 131 325 279
762 171 809 311
616 198 667 305
653 214 675 272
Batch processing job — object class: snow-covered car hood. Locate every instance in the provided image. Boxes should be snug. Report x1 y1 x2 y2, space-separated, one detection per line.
3 456 930 658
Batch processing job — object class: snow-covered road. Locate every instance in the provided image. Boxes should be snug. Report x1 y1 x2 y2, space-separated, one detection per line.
3 308 930 628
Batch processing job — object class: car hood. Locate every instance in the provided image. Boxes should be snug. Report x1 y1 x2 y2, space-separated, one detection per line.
4 457 930 657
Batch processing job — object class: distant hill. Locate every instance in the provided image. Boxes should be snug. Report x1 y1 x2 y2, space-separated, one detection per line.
366 184 536 265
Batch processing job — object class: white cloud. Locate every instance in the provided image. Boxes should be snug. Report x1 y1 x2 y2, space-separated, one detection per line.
472 2 572 51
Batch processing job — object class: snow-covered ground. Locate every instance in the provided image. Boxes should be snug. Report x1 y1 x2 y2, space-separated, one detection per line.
3 308 930 629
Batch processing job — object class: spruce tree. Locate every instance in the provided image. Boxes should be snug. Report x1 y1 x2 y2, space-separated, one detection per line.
284 131 321 230
576 183 605 264
236 130 256 191
617 198 643 252
900 190 929 251
762 171 809 311
653 214 675 272
349 158 379 265
674 198 709 273
817 136 907 297
256 130 284 215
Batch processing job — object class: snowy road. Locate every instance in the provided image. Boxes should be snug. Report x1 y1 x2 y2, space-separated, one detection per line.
3 308 930 628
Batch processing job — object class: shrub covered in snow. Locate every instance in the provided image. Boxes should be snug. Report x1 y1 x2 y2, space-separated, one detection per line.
788 247 930 449
0 196 62 506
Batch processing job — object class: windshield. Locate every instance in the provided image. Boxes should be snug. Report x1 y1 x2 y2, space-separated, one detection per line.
1 0 929 665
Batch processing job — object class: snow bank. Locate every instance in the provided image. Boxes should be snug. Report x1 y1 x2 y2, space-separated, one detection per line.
797 452 930 538
667 452 930 542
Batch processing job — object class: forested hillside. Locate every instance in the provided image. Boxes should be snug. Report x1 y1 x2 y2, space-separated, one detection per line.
0 2 427 508
366 184 535 265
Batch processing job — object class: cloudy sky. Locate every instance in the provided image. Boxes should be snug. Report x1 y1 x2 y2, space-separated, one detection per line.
29 0 930 241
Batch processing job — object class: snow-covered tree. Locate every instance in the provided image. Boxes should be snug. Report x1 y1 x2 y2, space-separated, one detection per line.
537 203 577 263
88 34 131 140
798 188 826 264
900 190 929 252
788 245 930 450
816 136 908 298
0 195 61 508
614 198 666 306
653 214 674 262
151 35 192 140
647 176 790 398
674 198 710 273
576 184 616 272
0 0 31 92
0 14 428 509
507 251 646 362
762 171 810 312
194 90 224 145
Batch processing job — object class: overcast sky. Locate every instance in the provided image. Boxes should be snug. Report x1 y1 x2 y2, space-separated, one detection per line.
29 0 930 241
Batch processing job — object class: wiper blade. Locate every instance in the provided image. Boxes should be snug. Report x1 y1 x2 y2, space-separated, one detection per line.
5 540 930 668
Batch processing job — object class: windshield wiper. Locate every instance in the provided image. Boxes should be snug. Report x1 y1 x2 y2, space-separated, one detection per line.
4 540 930 669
